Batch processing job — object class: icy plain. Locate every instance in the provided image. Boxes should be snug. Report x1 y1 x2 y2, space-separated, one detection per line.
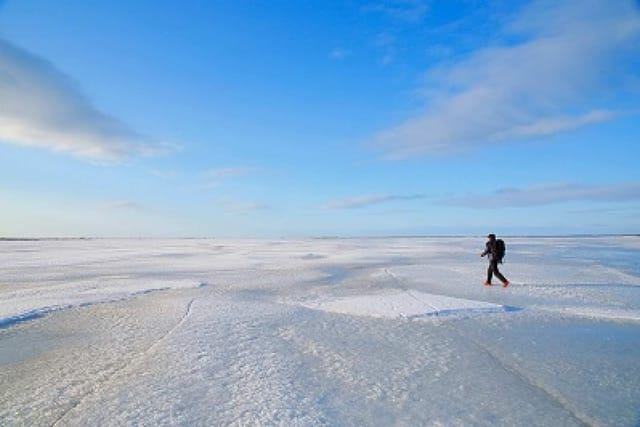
1 236 639 426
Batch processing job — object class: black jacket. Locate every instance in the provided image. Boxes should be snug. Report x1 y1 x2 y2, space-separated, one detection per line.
481 240 500 262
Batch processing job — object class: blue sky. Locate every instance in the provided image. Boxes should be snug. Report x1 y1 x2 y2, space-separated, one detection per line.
1 0 639 238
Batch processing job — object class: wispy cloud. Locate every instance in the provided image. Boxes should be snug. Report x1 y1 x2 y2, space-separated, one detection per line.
203 167 260 189
446 182 640 208
104 201 148 212
0 38 170 161
363 0 429 65
373 0 640 158
148 169 177 179
233 202 270 214
206 167 259 179
567 206 640 215
363 0 429 23
214 198 271 215
323 193 426 209
330 48 351 60
374 32 398 65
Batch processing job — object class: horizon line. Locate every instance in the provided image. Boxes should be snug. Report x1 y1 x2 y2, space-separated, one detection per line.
1 233 638 242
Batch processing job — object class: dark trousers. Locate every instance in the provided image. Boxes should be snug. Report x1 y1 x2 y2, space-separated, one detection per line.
487 259 507 283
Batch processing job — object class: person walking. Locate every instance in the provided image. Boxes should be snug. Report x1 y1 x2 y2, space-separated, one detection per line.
480 234 509 287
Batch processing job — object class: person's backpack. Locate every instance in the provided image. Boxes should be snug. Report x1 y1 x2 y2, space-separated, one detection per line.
495 239 506 262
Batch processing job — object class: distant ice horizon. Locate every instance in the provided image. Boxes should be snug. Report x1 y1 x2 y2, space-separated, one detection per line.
2 232 639 241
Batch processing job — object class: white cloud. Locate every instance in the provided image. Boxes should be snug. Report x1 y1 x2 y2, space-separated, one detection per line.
324 193 426 209
0 38 169 161
489 110 621 141
446 182 640 208
373 0 640 158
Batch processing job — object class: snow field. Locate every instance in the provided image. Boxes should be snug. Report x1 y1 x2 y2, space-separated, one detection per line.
1 237 639 425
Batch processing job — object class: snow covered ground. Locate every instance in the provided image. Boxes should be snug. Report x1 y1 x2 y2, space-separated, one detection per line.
1 236 639 426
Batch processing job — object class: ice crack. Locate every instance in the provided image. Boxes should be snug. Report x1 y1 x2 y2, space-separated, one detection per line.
50 298 196 427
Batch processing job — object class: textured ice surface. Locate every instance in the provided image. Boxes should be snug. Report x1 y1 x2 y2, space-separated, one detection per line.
1 237 639 426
